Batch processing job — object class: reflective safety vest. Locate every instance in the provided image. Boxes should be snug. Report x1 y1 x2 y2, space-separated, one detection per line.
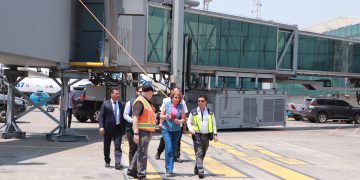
133 96 156 132
191 108 213 133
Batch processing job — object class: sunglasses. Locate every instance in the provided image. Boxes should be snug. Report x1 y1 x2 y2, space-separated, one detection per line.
198 100 205 103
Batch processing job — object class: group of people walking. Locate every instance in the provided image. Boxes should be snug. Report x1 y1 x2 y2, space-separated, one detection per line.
98 83 218 179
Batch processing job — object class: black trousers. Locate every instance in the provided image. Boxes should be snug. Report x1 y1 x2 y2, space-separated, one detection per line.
67 108 72 128
103 125 123 165
126 130 138 163
157 132 182 158
193 133 209 174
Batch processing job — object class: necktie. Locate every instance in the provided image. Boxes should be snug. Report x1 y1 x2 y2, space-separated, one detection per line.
114 101 118 125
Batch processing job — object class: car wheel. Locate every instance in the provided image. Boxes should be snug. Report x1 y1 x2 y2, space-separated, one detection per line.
317 112 327 123
75 115 88 122
353 114 360 124
294 115 302 121
90 111 100 123
0 110 6 123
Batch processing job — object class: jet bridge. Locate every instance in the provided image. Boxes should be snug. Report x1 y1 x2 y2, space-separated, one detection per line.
2 0 360 136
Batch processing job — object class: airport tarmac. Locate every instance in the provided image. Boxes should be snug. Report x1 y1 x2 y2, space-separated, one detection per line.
1 108 360 180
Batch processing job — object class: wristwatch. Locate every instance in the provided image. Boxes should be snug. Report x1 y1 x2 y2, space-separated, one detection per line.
134 133 139 135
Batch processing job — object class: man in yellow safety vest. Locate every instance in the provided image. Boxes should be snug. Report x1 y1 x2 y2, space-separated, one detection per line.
187 95 218 179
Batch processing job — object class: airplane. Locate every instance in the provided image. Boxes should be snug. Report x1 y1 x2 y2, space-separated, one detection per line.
15 77 92 105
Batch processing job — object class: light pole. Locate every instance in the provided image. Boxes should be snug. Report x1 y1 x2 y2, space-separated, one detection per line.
203 0 213 11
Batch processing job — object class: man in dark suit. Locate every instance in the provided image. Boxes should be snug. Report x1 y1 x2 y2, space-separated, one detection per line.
98 88 125 170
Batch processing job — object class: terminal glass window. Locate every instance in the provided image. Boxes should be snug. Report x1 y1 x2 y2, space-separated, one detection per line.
298 34 360 73
147 7 171 63
184 10 277 70
278 31 293 69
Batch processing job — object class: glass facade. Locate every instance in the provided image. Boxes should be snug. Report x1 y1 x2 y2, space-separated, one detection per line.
324 23 360 38
146 6 360 96
147 6 360 75
185 12 278 69
148 7 278 69
298 34 360 73
147 7 171 63
278 31 293 69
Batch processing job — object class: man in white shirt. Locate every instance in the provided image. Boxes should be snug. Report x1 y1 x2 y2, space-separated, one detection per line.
187 95 218 179
123 86 142 164
155 87 188 163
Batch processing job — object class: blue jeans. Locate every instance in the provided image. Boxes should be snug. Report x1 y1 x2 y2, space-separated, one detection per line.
162 128 181 173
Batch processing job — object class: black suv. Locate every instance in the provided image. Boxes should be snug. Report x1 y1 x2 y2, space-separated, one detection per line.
72 86 103 123
302 98 360 123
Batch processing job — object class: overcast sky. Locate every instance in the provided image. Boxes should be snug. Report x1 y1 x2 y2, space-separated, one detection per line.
196 0 360 29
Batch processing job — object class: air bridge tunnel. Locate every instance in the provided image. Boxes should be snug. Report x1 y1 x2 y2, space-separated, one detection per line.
1 0 360 139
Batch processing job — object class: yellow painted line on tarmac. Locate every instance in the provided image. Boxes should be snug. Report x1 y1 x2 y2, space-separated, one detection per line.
181 147 247 178
210 141 248 157
181 141 193 148
242 145 265 150
206 143 313 179
257 149 283 158
256 149 307 165
122 142 162 180
275 157 308 165
239 157 314 180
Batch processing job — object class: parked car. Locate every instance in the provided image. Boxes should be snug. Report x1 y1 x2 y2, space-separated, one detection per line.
0 95 27 122
302 98 360 123
72 85 105 123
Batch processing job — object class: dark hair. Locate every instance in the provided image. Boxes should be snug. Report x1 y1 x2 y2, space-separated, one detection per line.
198 95 207 101
136 86 142 91
111 88 119 93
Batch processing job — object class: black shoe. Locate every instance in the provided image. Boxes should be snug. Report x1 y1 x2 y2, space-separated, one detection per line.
198 173 204 179
115 164 124 170
127 170 137 178
175 158 183 163
194 168 199 175
138 177 146 180
155 152 160 160
105 163 110 168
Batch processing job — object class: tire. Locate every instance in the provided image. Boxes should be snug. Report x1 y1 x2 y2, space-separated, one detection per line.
317 112 328 123
354 114 360 124
90 111 100 123
346 120 353 124
0 110 6 123
75 115 88 122
294 115 302 121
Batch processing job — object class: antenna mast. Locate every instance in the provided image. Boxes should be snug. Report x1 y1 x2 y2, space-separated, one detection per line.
252 0 262 19
203 0 213 11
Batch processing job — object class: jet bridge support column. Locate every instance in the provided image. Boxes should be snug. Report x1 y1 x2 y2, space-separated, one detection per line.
171 0 185 86
1 68 27 139
46 72 87 142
